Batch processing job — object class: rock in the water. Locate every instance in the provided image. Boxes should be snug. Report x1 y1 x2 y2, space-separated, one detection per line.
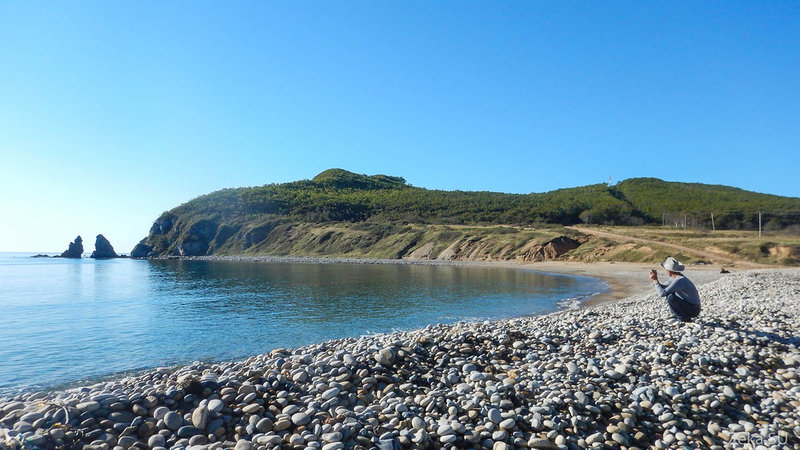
90 234 118 259
60 235 83 258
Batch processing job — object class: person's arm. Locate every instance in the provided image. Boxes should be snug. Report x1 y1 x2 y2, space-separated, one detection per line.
655 277 684 297
654 279 668 296
649 269 666 295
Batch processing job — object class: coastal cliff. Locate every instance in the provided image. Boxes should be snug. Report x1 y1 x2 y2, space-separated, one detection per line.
131 169 800 265
132 219 588 263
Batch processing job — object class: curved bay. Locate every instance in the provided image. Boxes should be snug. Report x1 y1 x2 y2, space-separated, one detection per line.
0 255 604 394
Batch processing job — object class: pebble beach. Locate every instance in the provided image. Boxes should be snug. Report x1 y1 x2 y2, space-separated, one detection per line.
1 269 799 450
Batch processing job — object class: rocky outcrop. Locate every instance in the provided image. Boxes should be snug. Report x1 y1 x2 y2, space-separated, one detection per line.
175 220 219 256
241 224 277 250
416 235 584 262
207 225 240 253
519 236 584 262
130 243 154 258
90 234 118 259
427 237 524 262
435 237 494 261
132 214 224 258
149 213 177 236
407 242 436 259
59 236 83 258
128 212 180 257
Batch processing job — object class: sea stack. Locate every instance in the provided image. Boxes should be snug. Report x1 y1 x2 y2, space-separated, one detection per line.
59 236 83 258
90 234 118 259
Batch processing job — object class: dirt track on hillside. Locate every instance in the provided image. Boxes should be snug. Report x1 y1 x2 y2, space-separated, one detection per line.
569 226 769 268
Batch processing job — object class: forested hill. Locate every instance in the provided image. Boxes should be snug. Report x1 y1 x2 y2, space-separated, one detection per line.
132 169 800 258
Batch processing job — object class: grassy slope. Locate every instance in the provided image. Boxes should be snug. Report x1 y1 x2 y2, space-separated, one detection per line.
580 226 800 266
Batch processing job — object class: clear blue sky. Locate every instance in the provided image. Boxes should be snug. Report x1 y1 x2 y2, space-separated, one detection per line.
1 1 798 252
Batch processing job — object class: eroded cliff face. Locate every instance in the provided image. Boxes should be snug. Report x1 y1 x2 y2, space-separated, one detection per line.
518 236 585 262
766 245 800 260
132 213 238 258
412 236 585 262
132 214 587 263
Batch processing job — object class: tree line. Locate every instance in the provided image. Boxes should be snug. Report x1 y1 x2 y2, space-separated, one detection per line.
166 170 800 231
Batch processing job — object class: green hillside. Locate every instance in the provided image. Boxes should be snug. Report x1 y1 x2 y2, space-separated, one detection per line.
161 168 639 225
615 178 800 229
131 169 800 259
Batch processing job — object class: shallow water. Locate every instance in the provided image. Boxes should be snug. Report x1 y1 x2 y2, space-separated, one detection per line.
0 253 605 394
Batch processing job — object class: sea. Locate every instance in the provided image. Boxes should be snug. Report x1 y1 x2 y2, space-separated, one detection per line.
0 252 606 396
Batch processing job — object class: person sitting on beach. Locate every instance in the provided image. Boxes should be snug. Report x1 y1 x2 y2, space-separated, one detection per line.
649 257 701 322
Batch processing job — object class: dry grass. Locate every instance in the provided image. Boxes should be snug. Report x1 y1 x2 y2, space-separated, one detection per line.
585 226 800 266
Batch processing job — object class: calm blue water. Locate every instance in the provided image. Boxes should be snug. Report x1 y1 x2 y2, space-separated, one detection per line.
0 253 605 395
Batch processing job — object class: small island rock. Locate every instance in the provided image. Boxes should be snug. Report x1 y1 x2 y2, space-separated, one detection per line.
90 234 118 259
59 236 84 258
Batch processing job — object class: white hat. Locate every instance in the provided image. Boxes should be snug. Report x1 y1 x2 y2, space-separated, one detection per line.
660 256 685 272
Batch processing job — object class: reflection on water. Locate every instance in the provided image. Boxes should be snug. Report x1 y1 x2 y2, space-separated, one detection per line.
0 255 604 394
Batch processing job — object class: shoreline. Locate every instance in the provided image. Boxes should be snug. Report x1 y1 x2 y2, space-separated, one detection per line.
514 261 729 307
1 268 798 449
160 255 731 309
